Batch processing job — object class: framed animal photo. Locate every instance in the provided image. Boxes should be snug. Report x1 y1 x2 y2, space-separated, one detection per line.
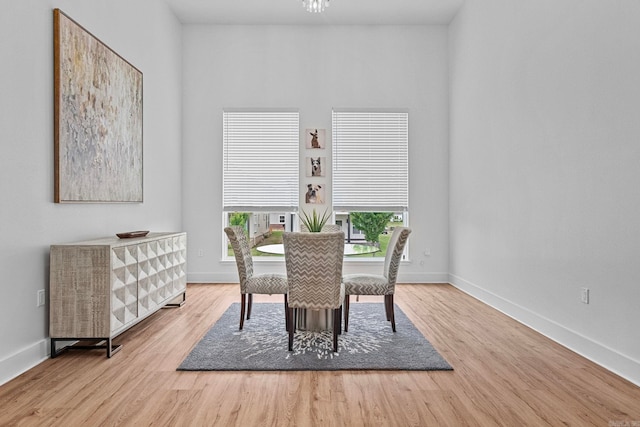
304 183 325 205
305 157 326 177
305 128 326 149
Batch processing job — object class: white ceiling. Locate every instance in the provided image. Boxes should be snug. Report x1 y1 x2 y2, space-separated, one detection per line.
164 0 465 25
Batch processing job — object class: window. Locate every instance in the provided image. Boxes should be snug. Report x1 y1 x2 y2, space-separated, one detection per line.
223 110 299 257
223 110 299 211
332 109 409 258
332 109 408 212
335 211 408 259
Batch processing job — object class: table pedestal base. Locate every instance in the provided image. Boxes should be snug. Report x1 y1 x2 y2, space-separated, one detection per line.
295 308 333 331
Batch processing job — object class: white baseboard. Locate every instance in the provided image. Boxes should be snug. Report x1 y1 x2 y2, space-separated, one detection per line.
399 272 450 283
188 272 240 283
449 273 640 387
0 339 49 387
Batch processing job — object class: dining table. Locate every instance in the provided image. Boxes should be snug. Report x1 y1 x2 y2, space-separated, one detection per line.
256 242 380 256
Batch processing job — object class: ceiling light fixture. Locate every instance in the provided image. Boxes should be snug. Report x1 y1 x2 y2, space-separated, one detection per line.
302 0 330 13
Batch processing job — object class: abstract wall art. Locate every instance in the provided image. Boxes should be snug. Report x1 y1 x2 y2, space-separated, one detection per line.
54 9 143 203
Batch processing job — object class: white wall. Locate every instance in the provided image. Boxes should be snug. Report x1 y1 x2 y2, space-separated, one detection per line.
0 0 182 385
182 25 450 284
449 0 640 385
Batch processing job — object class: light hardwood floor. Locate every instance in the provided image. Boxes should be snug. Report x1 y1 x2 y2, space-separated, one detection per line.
1 283 639 426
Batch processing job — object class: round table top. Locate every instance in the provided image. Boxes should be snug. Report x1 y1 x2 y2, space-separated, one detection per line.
255 243 380 256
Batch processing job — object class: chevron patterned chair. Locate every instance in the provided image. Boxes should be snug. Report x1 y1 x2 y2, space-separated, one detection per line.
343 227 411 332
224 226 289 330
299 224 342 232
283 231 345 353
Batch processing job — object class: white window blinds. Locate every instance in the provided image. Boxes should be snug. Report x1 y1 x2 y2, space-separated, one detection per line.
223 110 299 211
332 110 409 211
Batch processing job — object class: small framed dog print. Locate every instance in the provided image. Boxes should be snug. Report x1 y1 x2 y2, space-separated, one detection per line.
306 157 326 177
305 183 325 204
305 128 326 149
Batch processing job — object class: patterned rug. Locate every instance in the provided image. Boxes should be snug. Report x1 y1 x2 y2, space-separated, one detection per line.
178 303 453 371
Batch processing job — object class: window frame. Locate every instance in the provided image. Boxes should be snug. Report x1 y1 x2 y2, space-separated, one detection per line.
222 109 299 261
331 108 410 261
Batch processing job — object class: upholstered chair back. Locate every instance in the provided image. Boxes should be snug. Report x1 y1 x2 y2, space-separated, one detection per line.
383 227 412 291
299 224 341 232
283 231 345 310
224 226 254 293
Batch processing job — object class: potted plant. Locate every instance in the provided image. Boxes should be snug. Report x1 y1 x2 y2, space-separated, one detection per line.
299 208 331 232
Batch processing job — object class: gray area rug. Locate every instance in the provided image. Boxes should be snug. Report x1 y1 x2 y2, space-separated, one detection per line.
178 303 453 371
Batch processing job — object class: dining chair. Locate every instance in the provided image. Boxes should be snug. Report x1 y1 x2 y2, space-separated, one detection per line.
299 223 342 232
224 226 289 330
343 227 411 332
283 231 345 353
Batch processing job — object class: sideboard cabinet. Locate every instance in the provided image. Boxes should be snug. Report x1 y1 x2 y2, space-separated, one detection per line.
49 232 187 357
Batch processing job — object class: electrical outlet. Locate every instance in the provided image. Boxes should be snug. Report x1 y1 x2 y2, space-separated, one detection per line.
198 249 204 257
424 248 431 256
581 287 589 304
37 289 46 307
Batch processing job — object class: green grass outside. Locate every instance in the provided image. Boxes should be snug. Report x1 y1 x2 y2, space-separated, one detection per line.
251 230 284 256
227 230 284 257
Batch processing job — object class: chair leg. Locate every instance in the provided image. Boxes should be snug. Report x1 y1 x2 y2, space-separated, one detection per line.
240 294 246 330
385 295 391 321
388 294 396 332
333 308 339 353
284 294 289 332
384 294 390 320
247 294 253 319
344 295 350 332
288 307 295 351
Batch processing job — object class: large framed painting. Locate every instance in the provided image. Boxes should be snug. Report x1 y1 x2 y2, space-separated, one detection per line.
53 9 143 203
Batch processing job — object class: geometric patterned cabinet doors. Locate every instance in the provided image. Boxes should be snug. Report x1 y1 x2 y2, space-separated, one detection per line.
49 232 187 358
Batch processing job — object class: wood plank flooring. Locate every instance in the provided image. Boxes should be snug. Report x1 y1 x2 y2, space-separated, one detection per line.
1 283 639 426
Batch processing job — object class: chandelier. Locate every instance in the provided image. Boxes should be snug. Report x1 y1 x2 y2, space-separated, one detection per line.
302 0 330 13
